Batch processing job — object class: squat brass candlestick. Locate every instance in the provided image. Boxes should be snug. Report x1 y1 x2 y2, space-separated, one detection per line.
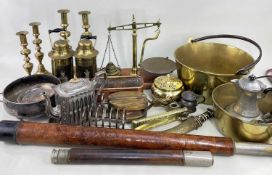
79 10 91 37
57 9 71 40
16 31 33 75
29 22 50 75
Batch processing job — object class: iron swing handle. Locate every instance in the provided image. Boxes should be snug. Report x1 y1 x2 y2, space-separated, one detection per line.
191 34 262 75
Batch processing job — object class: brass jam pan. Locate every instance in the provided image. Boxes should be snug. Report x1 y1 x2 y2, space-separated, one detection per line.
212 83 272 144
175 34 262 104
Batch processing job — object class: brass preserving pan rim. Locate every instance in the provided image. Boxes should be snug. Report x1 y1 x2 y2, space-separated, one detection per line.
174 42 254 77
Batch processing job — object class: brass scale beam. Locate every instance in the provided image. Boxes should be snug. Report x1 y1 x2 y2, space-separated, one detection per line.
107 15 161 75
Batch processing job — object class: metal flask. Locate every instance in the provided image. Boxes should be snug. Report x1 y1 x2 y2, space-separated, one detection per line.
75 39 98 79
48 39 74 82
226 75 271 119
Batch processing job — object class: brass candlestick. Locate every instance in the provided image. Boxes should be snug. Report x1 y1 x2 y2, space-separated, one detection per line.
57 9 71 40
29 22 50 75
16 31 33 75
79 10 91 37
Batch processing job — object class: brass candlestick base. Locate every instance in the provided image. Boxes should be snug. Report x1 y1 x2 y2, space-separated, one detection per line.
16 31 33 75
29 22 51 75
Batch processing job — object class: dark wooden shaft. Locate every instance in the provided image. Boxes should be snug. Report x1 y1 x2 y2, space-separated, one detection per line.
14 121 234 155
68 148 184 165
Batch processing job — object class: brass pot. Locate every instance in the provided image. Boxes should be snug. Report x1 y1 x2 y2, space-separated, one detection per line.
212 83 272 143
175 34 262 104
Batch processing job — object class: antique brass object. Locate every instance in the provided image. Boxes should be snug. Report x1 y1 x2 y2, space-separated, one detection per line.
108 15 161 75
57 9 71 40
48 40 74 82
132 107 189 130
165 109 214 134
29 22 51 75
16 31 33 75
175 34 262 104
212 83 272 143
78 10 91 37
75 11 98 79
75 39 98 79
100 33 121 76
151 74 184 105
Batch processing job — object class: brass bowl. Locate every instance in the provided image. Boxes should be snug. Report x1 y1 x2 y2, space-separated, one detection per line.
175 34 261 104
212 83 272 143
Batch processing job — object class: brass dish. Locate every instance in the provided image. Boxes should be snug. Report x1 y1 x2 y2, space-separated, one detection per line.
175 34 262 104
212 83 272 143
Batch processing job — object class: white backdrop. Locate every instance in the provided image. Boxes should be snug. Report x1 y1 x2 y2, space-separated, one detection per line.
0 0 272 175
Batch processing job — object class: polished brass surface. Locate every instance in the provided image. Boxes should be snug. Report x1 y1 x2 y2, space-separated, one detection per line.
78 10 91 37
105 62 121 76
16 31 33 75
57 9 71 40
175 35 261 104
75 39 98 79
49 40 74 81
132 107 189 130
212 83 272 143
29 22 51 75
151 74 184 105
139 29 160 65
108 15 161 75
165 109 214 134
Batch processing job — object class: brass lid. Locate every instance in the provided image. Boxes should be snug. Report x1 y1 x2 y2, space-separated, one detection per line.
48 40 74 59
153 74 183 92
75 39 98 59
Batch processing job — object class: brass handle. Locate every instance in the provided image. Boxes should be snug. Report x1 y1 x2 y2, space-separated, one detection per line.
191 34 262 75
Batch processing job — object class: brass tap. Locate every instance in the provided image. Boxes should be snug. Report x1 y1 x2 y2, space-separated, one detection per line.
16 31 33 75
29 22 51 75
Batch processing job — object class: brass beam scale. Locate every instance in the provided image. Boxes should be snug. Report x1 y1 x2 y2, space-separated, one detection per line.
107 15 161 75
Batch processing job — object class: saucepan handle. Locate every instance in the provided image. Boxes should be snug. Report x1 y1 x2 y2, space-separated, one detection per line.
191 34 262 75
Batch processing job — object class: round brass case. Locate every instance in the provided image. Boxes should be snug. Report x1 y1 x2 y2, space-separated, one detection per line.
151 75 184 105
75 39 98 79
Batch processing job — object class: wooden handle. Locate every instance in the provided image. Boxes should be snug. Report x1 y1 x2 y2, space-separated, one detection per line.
13 121 234 156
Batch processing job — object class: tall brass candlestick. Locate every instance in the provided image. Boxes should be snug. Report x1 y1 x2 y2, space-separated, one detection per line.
79 10 91 37
16 31 33 75
29 22 50 75
57 9 71 40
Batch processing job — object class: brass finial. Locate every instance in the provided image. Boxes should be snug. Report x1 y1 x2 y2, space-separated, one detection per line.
57 9 71 40
16 31 33 75
29 22 51 75
79 10 91 37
